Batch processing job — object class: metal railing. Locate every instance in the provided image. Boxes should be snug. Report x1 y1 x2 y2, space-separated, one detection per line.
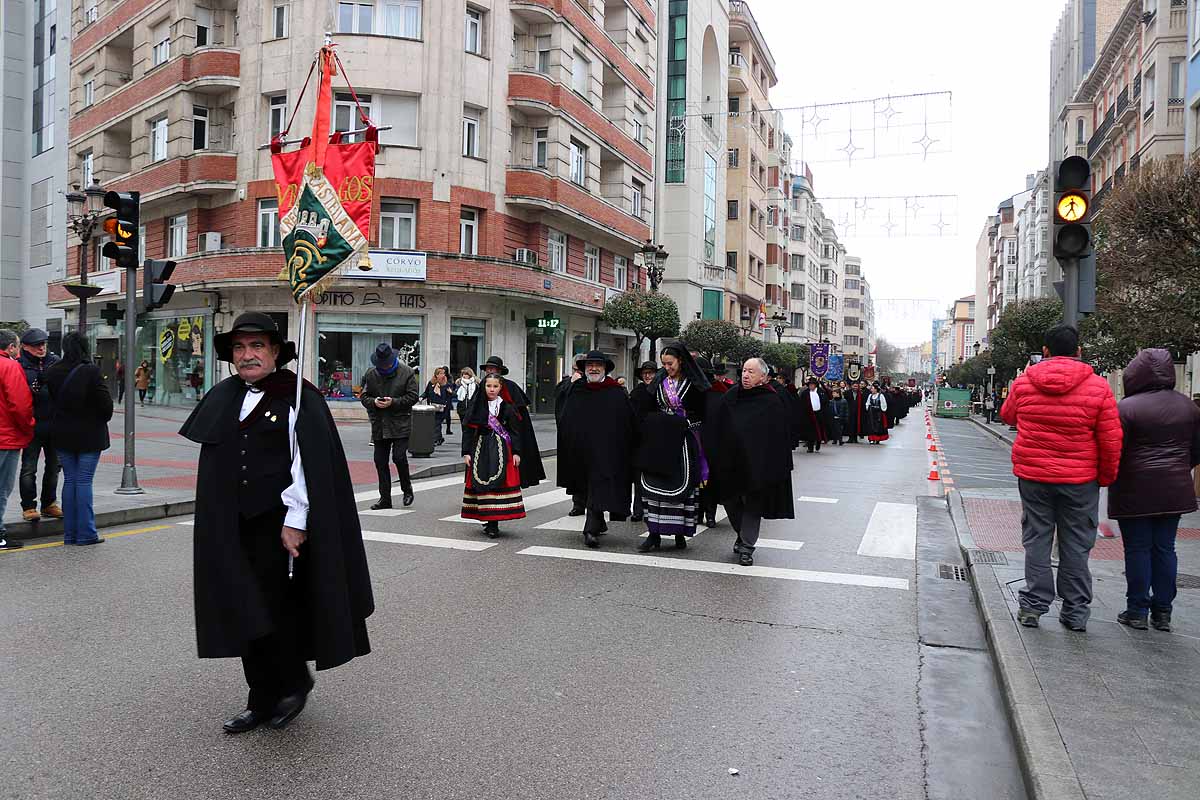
1087 107 1114 156
1144 103 1155 120
1117 87 1129 116
1133 73 1142 99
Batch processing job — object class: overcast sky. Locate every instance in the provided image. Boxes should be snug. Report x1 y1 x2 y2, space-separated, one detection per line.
750 0 1068 346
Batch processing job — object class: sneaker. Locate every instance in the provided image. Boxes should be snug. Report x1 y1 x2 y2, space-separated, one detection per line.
1059 617 1087 633
1017 608 1041 628
21 509 40 522
1117 611 1148 631
0 538 24 550
1150 610 1172 632
42 504 64 519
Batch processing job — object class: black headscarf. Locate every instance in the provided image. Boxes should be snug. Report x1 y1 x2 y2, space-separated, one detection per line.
655 341 711 391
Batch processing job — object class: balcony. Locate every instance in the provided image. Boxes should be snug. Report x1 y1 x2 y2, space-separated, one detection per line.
1133 73 1142 100
104 153 238 204
728 52 749 93
1116 87 1130 120
1114 163 1126 187
1086 106 1114 157
505 168 650 246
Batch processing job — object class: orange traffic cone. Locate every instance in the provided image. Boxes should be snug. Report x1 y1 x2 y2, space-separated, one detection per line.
928 463 940 480
928 443 938 452
926 432 933 440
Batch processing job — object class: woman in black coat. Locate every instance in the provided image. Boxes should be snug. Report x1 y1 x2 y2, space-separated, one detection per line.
44 333 113 545
421 366 454 445
1108 349 1200 632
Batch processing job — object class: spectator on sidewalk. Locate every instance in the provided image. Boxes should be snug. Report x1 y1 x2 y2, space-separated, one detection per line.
44 333 112 546
421 367 453 446
17 328 61 523
454 367 478 429
1000 324 1122 632
1107 348 1200 633
135 360 152 405
360 344 419 510
0 329 34 549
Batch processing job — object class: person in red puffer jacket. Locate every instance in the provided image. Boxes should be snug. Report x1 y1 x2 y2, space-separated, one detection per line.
0 329 35 549
1000 323 1122 632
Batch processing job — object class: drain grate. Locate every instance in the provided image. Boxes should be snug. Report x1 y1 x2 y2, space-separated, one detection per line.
937 563 969 581
968 549 1009 566
1177 572 1200 590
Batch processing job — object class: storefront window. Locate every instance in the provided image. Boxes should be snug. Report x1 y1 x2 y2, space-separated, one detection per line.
526 320 565 414
450 318 485 378
571 332 591 357
317 312 422 400
133 314 212 405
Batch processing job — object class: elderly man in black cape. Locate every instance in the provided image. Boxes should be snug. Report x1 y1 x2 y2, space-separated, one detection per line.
843 380 865 444
711 357 796 566
796 375 833 453
556 350 634 548
626 360 658 522
472 356 545 489
180 312 373 734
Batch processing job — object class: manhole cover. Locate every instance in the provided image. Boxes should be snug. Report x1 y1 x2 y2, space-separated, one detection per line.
1177 572 1200 590
937 563 969 581
968 549 1009 566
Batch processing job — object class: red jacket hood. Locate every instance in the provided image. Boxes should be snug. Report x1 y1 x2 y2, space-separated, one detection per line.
1025 357 1096 396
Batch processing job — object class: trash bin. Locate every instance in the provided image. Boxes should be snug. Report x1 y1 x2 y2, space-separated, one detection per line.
408 404 438 458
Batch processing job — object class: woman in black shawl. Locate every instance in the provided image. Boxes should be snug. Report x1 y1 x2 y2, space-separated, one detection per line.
632 342 710 551
864 381 890 444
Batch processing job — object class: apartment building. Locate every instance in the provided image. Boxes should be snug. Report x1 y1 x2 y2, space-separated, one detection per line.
861 275 875 357
1185 0 1200 155
1016 171 1049 300
1075 0 1189 216
722 0 774 334
841 255 866 361
762 121 794 338
62 0 656 412
1 0 71 334
974 192 1021 337
655 0 728 322
946 295 976 365
786 168 827 345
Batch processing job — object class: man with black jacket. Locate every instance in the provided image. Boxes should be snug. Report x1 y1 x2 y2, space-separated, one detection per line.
17 328 61 522
360 343 419 510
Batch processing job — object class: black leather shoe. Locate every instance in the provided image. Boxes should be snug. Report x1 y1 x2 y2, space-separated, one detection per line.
370 500 392 511
568 505 585 517
675 535 687 550
483 522 499 539
583 530 600 548
268 692 308 729
599 522 609 534
223 709 264 734
738 552 754 567
629 513 644 523
703 514 718 528
1059 617 1087 633
638 534 661 552
402 493 415 507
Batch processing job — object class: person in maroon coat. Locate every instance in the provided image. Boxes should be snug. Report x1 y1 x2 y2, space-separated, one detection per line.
1107 349 1200 632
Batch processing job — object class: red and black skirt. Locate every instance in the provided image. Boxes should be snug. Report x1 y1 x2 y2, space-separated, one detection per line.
462 428 526 522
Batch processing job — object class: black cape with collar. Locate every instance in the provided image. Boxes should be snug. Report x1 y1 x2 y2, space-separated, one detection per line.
843 389 864 437
180 372 374 670
796 387 832 444
556 378 634 511
469 377 545 488
711 384 795 519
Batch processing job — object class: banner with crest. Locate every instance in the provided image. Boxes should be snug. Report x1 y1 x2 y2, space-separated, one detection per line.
809 343 831 379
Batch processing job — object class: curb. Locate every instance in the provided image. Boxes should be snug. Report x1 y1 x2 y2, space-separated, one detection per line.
8 446 557 542
966 415 1015 448
946 488 1086 800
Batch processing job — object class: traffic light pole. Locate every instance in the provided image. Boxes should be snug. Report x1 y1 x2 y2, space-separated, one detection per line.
1062 257 1079 326
115 263 143 495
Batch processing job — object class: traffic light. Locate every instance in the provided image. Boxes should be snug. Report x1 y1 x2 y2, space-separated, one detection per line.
101 191 140 269
1052 156 1091 260
143 259 176 312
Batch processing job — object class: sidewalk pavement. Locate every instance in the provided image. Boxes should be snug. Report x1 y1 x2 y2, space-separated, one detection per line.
3 403 559 541
948 413 1200 800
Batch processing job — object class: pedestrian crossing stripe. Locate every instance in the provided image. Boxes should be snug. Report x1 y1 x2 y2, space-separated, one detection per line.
440 488 569 523
360 508 415 517
361 531 498 551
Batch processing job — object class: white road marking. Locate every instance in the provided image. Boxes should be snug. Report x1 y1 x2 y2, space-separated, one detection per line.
360 508 415 517
176 520 194 526
353 474 465 503
856 502 918 560
797 496 839 504
517 546 909 590
361 530 497 551
441 487 569 524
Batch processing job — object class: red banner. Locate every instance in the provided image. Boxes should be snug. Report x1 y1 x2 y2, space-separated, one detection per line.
271 137 376 242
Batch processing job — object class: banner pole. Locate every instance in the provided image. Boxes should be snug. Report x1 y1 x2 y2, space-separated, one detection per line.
287 298 309 580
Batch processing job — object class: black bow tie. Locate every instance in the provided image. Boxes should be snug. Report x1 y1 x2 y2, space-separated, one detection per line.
245 383 263 394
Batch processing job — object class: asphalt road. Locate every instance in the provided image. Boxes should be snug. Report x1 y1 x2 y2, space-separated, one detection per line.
1 411 1024 800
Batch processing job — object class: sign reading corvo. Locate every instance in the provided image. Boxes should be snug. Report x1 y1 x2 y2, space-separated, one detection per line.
347 250 427 281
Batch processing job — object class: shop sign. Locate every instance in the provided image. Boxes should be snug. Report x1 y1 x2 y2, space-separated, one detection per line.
346 250 427 281
526 313 561 330
159 328 175 362
315 290 427 308
90 270 121 297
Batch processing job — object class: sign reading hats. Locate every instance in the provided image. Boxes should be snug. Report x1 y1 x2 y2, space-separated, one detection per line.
574 349 615 373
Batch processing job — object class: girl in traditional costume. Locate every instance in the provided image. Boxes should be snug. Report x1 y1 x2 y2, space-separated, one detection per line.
461 374 526 537
864 381 890 444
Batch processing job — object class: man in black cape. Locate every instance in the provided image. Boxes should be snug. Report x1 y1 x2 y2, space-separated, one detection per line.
473 356 545 488
711 357 795 566
796 376 832 453
556 350 634 548
844 380 864 444
626 360 658 522
769 369 803 450
180 312 373 733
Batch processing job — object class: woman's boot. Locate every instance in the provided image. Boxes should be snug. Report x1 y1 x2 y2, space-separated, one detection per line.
638 533 661 552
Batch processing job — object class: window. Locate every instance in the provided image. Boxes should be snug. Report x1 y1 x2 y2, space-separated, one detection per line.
168 214 188 257
571 50 590 98
462 108 480 157
151 117 168 162
1168 58 1183 100
613 255 627 289
728 148 739 167
269 94 288 139
727 200 738 220
534 128 548 168
633 113 644 145
1076 118 1085 145
465 8 482 54
338 2 374 33
196 8 212 46
258 199 281 247
85 2 99 23
81 152 94 188
380 0 421 37
632 178 644 218
1005 239 1017 265
548 229 566 273
569 139 587 186
1143 68 1155 113
379 200 416 249
584 244 600 282
152 23 170 65
192 106 208 150
459 208 479 255
272 3 289 38
728 96 740 115
83 78 95 107
379 94 419 147
703 153 716 264
536 36 551 73
334 92 372 143
319 313 424 394
137 225 146 264
725 251 737 272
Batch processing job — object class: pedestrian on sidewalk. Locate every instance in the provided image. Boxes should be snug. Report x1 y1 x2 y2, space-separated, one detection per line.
180 312 373 734
115 359 125 403
44 333 112 546
1107 348 1200 632
461 374 526 538
361 343 419 510
863 382 889 444
17 328 61 523
556 351 634 548
134 360 151 405
472 356 545 489
709 357 794 566
0 329 34 549
421 367 454 447
1000 324 1123 632
454 367 478 432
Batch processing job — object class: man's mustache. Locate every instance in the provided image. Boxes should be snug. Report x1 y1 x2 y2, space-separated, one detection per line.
238 359 262 368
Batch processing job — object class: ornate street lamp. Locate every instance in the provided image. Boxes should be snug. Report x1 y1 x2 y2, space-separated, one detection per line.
771 311 788 343
640 240 668 292
973 340 981 358
65 182 109 330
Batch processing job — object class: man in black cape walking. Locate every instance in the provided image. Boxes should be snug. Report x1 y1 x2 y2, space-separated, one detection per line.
710 357 795 566
844 380 864 444
796 376 832 453
180 312 373 733
556 350 634 548
473 356 545 488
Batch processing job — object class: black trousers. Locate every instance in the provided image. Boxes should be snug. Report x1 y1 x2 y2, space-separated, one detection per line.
584 508 606 534
726 495 763 554
698 484 719 519
239 511 313 712
373 437 413 502
19 434 58 511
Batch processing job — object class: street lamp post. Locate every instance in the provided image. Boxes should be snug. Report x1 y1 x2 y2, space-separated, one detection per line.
65 182 108 331
771 311 788 343
973 340 981 358
640 240 668 292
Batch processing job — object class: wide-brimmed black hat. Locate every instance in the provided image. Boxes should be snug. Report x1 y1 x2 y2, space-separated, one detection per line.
575 349 615 374
214 312 296 365
479 356 509 375
637 360 657 375
370 343 398 369
806 376 820 386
